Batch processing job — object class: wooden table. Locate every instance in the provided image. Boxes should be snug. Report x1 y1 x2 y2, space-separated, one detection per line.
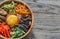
1 0 60 39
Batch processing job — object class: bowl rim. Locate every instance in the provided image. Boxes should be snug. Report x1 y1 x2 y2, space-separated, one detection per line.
0 0 34 39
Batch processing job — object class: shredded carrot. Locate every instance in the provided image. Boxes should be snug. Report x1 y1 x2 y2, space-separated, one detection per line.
16 4 30 15
0 22 11 37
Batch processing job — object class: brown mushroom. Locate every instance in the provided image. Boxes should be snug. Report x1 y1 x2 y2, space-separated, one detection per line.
0 19 3 22
0 15 6 21
0 8 7 16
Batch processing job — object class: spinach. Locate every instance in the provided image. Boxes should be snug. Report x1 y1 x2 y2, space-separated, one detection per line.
10 27 25 38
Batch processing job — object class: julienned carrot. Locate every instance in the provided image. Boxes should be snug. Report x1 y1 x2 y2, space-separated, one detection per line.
0 22 11 37
0 27 3 35
6 30 10 37
8 30 11 37
3 29 7 37
16 4 30 15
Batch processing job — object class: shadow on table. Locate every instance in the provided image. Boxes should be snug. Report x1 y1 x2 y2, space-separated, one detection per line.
23 30 35 39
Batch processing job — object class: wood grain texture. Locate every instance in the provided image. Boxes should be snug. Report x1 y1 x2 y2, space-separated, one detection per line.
1 0 60 39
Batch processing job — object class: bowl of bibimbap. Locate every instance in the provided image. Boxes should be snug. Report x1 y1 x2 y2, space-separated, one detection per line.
0 0 34 39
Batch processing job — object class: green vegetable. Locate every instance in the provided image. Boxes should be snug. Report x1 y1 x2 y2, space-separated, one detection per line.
10 27 25 38
9 9 16 13
1 1 15 9
1 1 16 14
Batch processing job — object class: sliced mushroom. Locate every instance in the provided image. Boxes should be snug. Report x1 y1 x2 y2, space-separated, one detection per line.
20 15 32 26
0 8 7 16
0 19 3 22
0 15 6 21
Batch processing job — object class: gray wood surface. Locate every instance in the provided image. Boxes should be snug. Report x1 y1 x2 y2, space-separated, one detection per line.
1 0 60 39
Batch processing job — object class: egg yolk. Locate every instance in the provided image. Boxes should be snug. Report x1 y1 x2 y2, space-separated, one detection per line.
6 15 18 26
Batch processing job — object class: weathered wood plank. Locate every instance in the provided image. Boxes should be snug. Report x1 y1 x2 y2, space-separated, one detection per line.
33 28 60 39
